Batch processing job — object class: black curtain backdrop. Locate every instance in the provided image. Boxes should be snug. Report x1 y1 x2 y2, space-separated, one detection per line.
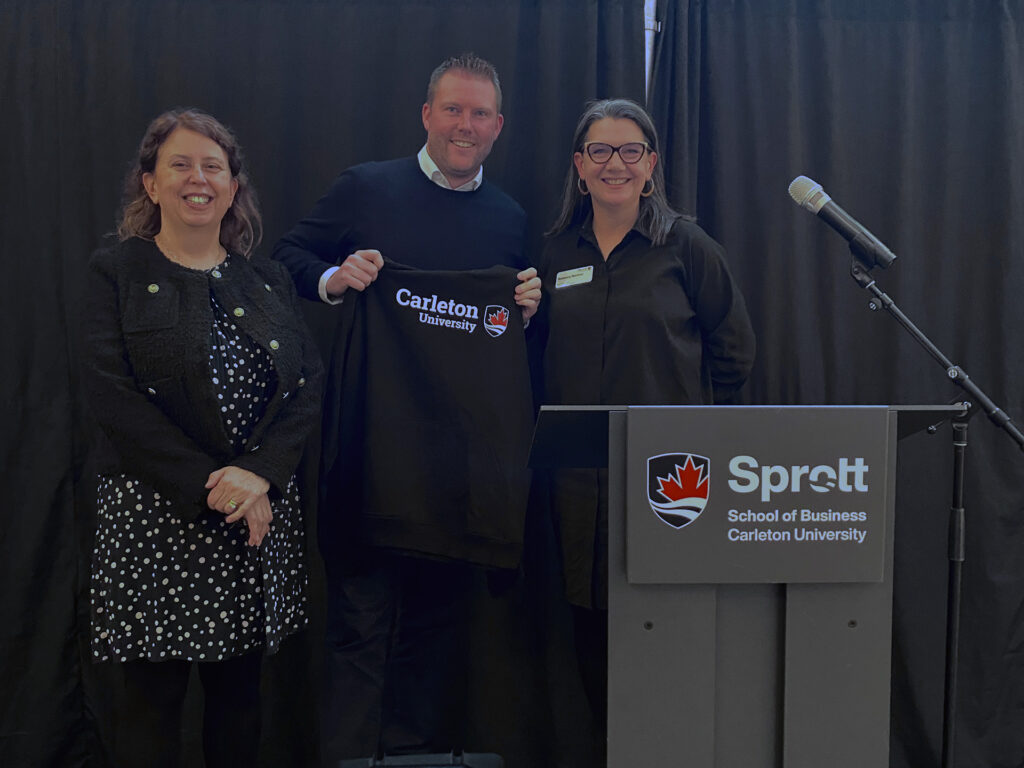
2 1 643 766
651 2 1024 767
6 0 1024 766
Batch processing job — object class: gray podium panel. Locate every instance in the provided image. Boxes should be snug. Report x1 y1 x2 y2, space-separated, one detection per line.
608 408 716 763
782 413 899 767
607 406 898 767
609 411 783 767
531 404 960 768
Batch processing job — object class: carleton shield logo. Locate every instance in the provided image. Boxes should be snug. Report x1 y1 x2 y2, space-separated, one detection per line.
647 453 711 529
484 305 510 337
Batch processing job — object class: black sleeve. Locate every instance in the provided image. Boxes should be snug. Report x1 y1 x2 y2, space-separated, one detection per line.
272 169 362 301
514 209 530 272
680 228 757 401
81 249 221 518
527 236 555 391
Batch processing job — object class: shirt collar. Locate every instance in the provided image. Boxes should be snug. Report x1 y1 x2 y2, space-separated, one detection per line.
418 145 483 192
577 212 647 251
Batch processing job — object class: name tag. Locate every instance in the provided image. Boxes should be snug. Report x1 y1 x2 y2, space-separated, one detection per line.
555 266 594 289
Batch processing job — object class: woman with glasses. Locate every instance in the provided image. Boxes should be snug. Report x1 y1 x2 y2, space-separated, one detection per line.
538 98 756 745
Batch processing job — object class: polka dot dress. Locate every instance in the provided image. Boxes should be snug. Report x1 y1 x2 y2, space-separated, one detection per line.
90 256 307 662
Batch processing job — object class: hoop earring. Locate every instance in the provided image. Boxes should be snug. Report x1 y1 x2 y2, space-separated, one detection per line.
577 177 589 196
640 179 654 198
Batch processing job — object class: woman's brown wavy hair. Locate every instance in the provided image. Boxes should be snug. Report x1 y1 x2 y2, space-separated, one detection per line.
117 108 262 257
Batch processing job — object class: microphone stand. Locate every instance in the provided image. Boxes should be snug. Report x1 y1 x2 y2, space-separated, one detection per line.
847 256 1024 768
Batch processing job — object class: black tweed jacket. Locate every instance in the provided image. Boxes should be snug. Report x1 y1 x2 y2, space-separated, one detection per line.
82 237 323 520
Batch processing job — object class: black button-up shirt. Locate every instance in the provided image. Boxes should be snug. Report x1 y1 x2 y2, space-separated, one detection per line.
540 217 755 408
537 216 755 607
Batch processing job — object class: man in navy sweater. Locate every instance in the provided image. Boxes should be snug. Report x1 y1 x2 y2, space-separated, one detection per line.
273 54 541 763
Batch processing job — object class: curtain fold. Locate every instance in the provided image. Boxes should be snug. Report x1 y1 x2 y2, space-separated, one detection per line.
649 2 1024 766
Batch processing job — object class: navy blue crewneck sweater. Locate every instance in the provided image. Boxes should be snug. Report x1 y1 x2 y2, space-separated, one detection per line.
273 155 527 300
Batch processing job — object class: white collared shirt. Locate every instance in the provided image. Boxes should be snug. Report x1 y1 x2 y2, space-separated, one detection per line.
416 144 483 192
318 148 484 303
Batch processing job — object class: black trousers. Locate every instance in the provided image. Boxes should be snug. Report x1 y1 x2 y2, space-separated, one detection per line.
114 651 262 768
572 605 608 764
321 553 471 764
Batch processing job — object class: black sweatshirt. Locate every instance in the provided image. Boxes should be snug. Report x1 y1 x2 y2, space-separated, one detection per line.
320 261 533 569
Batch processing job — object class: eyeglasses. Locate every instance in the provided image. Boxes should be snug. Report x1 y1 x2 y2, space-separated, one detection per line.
582 141 650 164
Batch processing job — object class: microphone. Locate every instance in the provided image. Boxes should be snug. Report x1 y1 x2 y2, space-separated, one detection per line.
788 175 897 269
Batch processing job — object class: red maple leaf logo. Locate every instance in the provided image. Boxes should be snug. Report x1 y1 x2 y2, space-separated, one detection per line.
656 456 709 503
487 307 509 328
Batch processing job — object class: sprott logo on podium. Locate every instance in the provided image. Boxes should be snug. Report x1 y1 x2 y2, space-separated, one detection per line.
646 453 711 529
